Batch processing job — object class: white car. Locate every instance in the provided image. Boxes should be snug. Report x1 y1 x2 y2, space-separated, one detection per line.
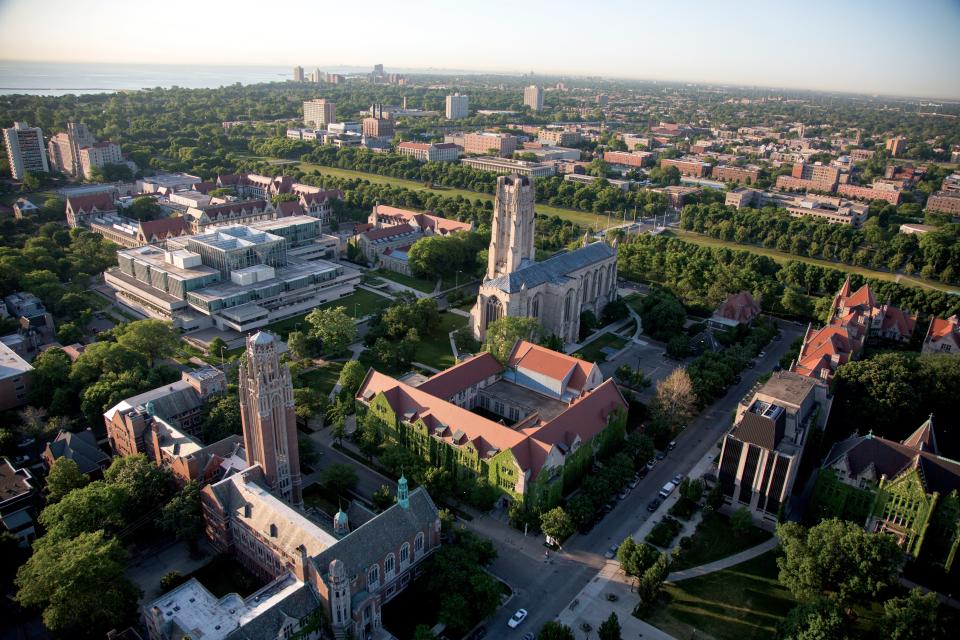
507 609 528 628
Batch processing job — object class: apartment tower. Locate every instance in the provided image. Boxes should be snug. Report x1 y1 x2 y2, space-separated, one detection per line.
238 331 303 508
524 85 544 111
3 122 49 180
445 93 469 120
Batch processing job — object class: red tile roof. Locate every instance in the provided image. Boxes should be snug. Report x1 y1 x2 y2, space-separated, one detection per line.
507 340 597 393
66 192 116 213
715 291 761 324
417 352 503 400
139 217 190 241
363 223 417 242
277 201 304 217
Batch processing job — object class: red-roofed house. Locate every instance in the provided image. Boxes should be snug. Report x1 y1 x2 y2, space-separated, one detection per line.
709 291 761 330
65 192 118 228
137 217 191 244
830 278 915 343
356 342 626 509
356 205 473 271
922 315 960 355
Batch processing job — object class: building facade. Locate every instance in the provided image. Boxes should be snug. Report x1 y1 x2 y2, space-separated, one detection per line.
78 141 123 179
104 217 360 331
524 85 544 111
810 418 959 572
303 99 335 128
717 371 831 527
603 150 655 168
239 332 303 508
396 142 460 162
0 341 32 412
445 93 469 120
462 131 518 157
356 341 626 510
922 315 960 355
460 155 554 177
470 175 618 344
3 122 48 180
776 163 840 193
660 157 712 178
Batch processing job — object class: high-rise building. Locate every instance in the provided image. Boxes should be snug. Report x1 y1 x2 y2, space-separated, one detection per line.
3 122 49 180
78 141 123 179
313 67 322 83
303 99 336 128
445 93 469 120
885 136 907 157
293 66 304 82
523 85 544 111
239 331 303 508
47 122 96 176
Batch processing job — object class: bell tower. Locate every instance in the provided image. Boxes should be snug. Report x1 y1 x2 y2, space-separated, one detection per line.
239 331 303 508
486 174 535 280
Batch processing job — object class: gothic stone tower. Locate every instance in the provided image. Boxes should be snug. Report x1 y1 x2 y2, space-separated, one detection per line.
239 331 303 508
486 174 535 280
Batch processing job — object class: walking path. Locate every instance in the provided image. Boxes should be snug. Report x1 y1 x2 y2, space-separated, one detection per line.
666 536 780 582
326 342 366 401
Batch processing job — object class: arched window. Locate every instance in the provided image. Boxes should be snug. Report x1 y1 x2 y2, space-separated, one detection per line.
608 263 616 294
484 296 503 328
367 564 380 588
400 543 410 565
563 290 575 322
269 523 278 538
583 274 591 302
415 532 425 555
593 270 602 301
384 553 395 577
531 294 540 319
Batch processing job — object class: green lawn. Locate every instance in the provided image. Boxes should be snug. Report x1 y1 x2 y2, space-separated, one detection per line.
416 313 469 370
293 160 610 229
374 269 437 293
671 229 960 294
265 289 392 338
295 362 344 397
577 332 628 363
186 554 264 598
672 513 773 570
644 550 797 640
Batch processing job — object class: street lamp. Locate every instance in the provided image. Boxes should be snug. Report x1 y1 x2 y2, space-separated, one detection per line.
455 270 462 289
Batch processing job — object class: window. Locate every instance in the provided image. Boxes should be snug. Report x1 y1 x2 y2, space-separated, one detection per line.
384 553 395 578
269 523 278 538
415 532 425 555
367 564 380 589
400 543 410 565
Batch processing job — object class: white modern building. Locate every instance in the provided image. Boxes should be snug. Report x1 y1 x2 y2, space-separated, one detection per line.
104 216 359 331
461 156 555 177
396 142 460 162
445 93 469 120
3 122 48 180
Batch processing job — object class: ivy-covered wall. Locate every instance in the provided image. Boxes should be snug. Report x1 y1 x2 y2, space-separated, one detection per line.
874 469 938 559
809 469 877 524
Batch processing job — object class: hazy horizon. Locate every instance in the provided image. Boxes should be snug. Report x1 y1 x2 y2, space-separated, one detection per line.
1 0 959 100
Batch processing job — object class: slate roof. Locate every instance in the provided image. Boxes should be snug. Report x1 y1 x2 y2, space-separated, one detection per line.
44 429 109 475
486 241 616 293
823 419 960 495
313 487 438 582
104 380 203 422
715 291 761 324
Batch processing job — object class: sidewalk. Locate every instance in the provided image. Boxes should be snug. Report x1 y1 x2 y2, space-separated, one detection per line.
666 536 779 582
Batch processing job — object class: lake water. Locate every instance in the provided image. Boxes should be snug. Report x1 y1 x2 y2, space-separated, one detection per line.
0 61 338 95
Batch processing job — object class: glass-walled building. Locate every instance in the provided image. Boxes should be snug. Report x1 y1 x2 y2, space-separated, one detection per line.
105 216 360 332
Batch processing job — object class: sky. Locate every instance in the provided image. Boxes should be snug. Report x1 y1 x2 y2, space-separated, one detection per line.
1 0 959 99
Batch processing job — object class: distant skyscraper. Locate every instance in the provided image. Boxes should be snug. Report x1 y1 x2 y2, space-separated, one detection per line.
445 93 469 120
293 66 305 82
524 85 544 111
303 99 336 128
313 68 322 84
239 331 303 508
47 122 96 176
3 122 48 180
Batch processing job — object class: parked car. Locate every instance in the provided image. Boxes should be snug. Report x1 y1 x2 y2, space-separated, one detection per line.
618 488 630 499
646 498 662 512
667 440 677 451
468 627 487 640
746 360 756 369
733 374 742 384
758 351 767 358
672 473 684 485
605 544 620 559
645 460 657 471
773 334 782 341
507 609 528 628
522 633 535 640
629 477 640 489
638 466 649 479
655 450 667 461
658 481 677 498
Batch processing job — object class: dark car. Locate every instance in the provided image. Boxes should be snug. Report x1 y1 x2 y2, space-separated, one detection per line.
733 374 742 384
646 498 662 512
655 450 666 461
638 466 649 479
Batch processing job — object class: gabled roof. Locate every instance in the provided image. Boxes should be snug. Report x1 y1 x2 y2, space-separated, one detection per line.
486 241 616 294
532 379 626 450
416 352 503 400
823 428 960 496
880 304 916 337
44 429 109 475
715 291 761 324
507 340 597 393
139 217 190 240
66 192 115 213
363 223 418 242
902 415 938 454
792 324 857 380
925 315 960 350
276 200 304 217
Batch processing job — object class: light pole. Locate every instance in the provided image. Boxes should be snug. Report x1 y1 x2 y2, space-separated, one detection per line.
455 270 462 289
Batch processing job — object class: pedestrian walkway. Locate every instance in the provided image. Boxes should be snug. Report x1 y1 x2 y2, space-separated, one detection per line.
327 342 365 401
666 536 779 582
